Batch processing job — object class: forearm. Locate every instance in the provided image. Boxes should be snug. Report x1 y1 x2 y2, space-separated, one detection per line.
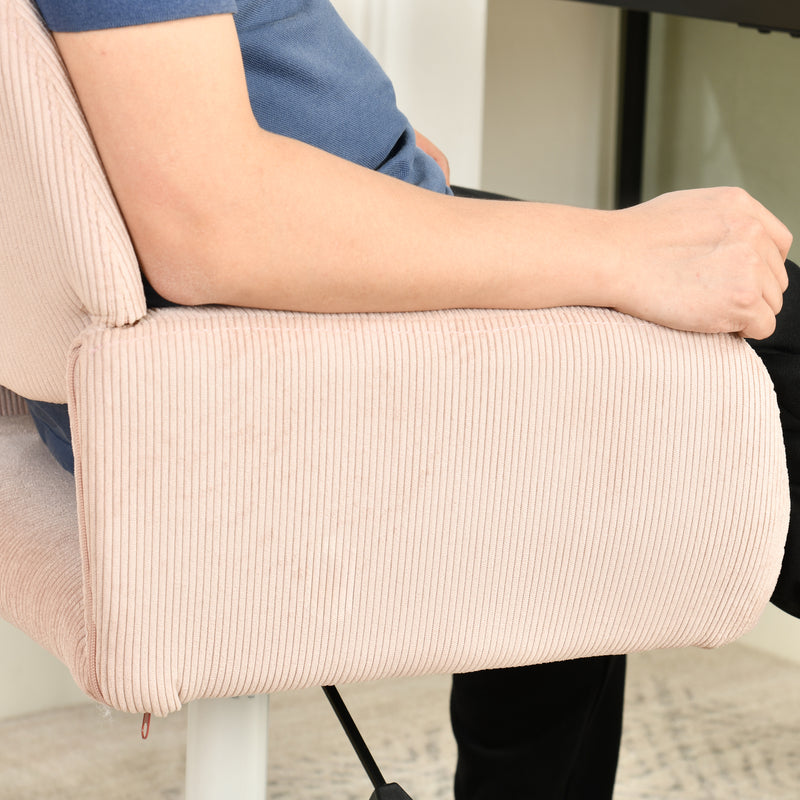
135 128 617 313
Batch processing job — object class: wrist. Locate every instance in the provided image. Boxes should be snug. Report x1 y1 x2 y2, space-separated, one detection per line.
567 207 625 310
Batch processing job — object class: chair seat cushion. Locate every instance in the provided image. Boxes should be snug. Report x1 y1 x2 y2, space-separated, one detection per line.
0 414 86 686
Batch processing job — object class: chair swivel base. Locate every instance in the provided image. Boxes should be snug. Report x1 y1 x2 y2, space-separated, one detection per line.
370 783 414 800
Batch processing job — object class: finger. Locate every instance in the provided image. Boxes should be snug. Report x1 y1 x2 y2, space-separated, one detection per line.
775 254 790 293
747 194 793 261
752 222 789 293
759 236 790 293
755 238 788 313
740 300 778 340
762 273 784 317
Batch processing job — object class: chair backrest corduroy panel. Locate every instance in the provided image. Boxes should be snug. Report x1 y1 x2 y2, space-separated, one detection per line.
0 0 146 402
0 386 28 416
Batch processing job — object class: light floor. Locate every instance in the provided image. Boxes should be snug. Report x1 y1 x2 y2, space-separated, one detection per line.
1 643 799 799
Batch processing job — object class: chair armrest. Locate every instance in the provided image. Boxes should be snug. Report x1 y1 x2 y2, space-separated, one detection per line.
68 305 788 715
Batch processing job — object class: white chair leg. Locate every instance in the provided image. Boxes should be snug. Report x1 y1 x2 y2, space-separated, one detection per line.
185 695 269 800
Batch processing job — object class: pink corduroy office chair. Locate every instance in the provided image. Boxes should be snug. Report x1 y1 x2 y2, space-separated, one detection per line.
0 0 791 797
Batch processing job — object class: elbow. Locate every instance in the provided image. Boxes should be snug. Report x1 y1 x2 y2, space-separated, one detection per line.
131 211 228 308
140 256 214 307
118 165 250 308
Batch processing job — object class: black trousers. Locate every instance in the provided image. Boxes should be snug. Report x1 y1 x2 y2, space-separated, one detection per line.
748 260 800 617
451 655 626 800
448 186 800 800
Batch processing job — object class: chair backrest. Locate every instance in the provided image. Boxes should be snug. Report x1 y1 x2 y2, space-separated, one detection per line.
0 385 27 416
0 0 146 402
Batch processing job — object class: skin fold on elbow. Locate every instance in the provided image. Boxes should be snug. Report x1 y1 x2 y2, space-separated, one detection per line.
135 230 221 307
126 186 252 307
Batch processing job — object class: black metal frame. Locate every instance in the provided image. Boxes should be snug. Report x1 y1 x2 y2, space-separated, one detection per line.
571 1 800 35
615 10 650 208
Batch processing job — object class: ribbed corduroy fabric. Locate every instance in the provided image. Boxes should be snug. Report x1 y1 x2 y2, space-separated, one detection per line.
0 0 145 402
0 386 28 416
65 306 788 716
0 413 86 683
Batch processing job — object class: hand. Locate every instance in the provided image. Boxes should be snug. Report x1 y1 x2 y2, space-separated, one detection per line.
414 129 450 185
610 187 792 339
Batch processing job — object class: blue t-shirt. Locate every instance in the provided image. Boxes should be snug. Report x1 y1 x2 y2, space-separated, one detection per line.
29 0 451 472
35 0 449 192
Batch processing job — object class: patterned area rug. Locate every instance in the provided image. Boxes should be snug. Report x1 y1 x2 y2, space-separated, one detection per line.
1 643 799 799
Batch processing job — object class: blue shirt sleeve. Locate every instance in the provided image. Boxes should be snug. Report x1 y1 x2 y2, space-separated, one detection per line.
35 0 238 32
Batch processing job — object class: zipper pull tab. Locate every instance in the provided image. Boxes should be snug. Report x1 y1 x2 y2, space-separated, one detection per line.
141 713 151 740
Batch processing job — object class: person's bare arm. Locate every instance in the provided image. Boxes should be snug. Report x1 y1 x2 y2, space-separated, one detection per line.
53 14 791 338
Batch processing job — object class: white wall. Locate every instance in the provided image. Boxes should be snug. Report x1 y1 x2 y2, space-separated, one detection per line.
333 0 489 188
481 0 619 207
643 14 800 236
334 0 620 203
